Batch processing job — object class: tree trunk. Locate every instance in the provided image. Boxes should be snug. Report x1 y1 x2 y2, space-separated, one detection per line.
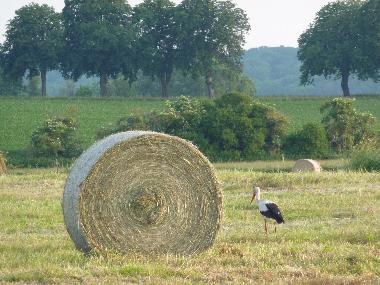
100 73 108 97
205 75 215 98
159 73 170 98
341 70 350 97
41 70 47 97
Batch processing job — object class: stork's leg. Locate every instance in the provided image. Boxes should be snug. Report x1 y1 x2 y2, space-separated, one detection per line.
264 219 268 235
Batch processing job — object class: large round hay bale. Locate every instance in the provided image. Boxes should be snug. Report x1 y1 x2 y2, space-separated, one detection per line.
0 152 7 175
292 159 322 173
63 131 222 256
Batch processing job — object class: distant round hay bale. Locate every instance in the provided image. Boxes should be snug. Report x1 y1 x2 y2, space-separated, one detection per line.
292 159 322 173
0 152 7 175
63 131 222 256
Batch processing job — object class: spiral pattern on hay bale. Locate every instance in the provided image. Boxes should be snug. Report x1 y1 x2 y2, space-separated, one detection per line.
63 131 222 255
292 159 322 173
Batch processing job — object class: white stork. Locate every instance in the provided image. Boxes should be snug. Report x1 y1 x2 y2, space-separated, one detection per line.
250 186 284 234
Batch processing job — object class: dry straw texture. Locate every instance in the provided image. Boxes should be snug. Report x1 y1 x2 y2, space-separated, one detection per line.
0 152 6 175
293 159 322 173
63 131 222 256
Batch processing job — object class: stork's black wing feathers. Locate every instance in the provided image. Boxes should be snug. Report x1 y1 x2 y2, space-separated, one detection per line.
265 203 285 224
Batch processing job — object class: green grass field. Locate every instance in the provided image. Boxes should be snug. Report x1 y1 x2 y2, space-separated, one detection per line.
0 166 379 284
1 96 379 153
0 97 165 151
260 95 380 131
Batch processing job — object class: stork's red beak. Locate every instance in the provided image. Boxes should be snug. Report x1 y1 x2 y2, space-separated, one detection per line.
250 193 256 204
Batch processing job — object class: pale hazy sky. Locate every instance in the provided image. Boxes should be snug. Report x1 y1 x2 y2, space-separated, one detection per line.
0 0 333 48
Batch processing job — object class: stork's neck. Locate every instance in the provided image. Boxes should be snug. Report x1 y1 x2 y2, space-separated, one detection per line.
255 189 261 202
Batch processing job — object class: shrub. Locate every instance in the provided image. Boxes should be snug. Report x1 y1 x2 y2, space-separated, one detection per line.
199 94 284 160
350 149 380 171
5 149 75 168
155 96 205 141
353 111 378 148
97 96 205 139
198 93 288 160
31 115 82 158
321 98 377 153
251 102 288 156
96 111 150 139
197 93 261 160
75 86 94 97
97 93 288 161
27 76 41 97
283 123 330 158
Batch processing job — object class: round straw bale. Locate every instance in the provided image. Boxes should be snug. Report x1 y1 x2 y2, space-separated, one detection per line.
292 159 322 173
0 152 7 175
63 131 222 256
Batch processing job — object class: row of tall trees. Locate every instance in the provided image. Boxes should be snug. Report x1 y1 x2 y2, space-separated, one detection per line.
0 0 250 98
0 4 62 97
298 0 380 97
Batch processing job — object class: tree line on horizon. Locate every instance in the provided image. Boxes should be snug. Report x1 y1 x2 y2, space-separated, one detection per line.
0 0 379 98
244 47 379 96
0 0 250 98
298 0 379 97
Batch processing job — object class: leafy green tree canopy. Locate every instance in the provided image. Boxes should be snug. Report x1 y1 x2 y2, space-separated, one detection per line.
320 97 377 153
61 0 134 97
133 0 179 97
97 93 287 161
0 3 62 97
298 0 366 97
177 0 250 97
31 115 82 158
198 93 288 160
283 123 329 159
358 0 380 81
0 67 23 96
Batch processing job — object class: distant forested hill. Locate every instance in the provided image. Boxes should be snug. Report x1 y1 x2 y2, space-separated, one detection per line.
243 46 380 96
43 46 379 97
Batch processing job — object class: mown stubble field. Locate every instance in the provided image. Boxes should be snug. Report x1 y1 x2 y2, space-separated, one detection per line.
0 166 379 284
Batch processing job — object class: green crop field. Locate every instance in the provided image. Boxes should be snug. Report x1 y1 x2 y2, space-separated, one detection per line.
0 166 379 284
0 96 379 153
0 97 165 151
260 96 380 131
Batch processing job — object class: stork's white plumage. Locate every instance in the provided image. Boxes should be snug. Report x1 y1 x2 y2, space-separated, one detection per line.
251 186 284 234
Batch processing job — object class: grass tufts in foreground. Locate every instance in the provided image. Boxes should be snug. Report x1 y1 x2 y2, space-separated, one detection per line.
0 168 379 284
